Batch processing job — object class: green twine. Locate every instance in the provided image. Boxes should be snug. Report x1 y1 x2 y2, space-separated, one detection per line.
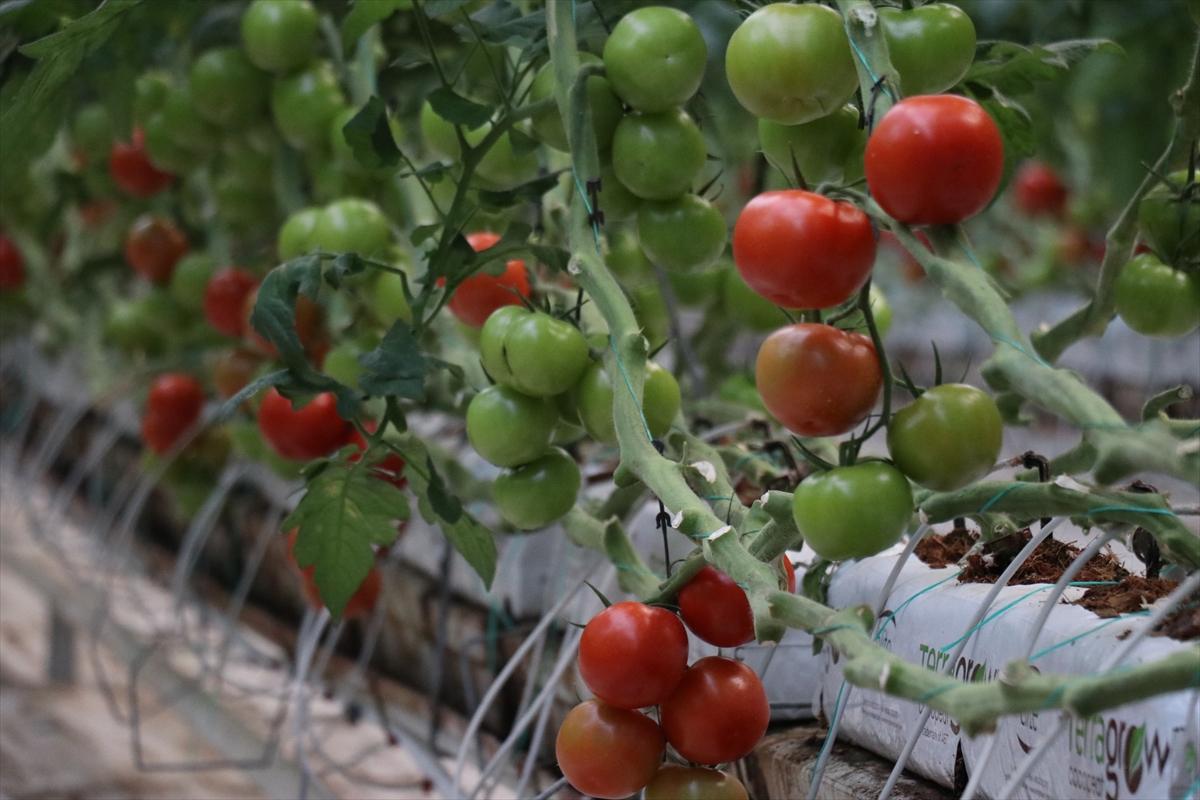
609 335 654 442
980 482 1025 512
1186 773 1200 799
956 239 986 271
913 683 957 704
847 37 894 101
940 585 1057 651
1040 685 1068 710
990 333 1054 370
874 571 964 641
1029 611 1150 661
1085 505 1176 517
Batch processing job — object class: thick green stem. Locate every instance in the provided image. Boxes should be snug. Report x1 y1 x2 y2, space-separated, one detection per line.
768 591 1200 736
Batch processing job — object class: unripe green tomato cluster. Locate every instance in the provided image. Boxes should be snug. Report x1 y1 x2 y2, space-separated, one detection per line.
277 198 392 261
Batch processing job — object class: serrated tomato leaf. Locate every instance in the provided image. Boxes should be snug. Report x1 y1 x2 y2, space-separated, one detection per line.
358 319 427 399
343 96 401 170
963 39 1120 98
325 252 367 289
427 86 493 131
285 462 409 620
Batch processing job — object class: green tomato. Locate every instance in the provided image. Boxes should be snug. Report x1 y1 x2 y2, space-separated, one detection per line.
725 3 857 126
1137 171 1200 267
466 385 559 467
133 70 172 124
758 105 865 187
529 53 623 153
271 62 346 151
493 447 581 531
169 252 216 313
611 109 707 200
141 111 207 174
278 207 323 261
722 267 786 332
1114 253 1200 338
191 47 270 128
160 83 222 153
669 266 724 308
879 4 976 98
637 194 727 273
418 101 538 190
597 160 643 222
323 342 365 389
419 100 461 160
602 6 707 113
643 766 749 800
792 462 913 561
213 152 277 233
72 103 114 160
887 384 1003 492
370 270 413 325
606 227 654 284
312 198 391 257
104 291 184 356
481 307 590 397
241 0 320 73
576 359 680 446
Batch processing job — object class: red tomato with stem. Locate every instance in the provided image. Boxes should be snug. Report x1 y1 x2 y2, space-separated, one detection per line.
0 235 25 291
732 190 876 310
109 127 174 197
445 232 531 328
678 565 755 648
257 388 353 461
125 215 189 285
1012 160 1068 218
204 268 259 337
660 656 770 765
577 601 689 709
865 95 1004 226
142 373 206 455
555 699 665 800
756 323 882 437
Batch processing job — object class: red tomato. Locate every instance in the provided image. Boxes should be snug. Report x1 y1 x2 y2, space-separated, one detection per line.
109 128 174 197
1011 160 1068 218
125 215 189 285
446 231 531 328
659 656 769 765
141 372 206 455
577 601 689 709
257 388 353 461
212 347 263 399
555 700 665 800
204 267 259 337
347 426 407 490
756 323 882 437
678 565 754 648
732 190 876 309
287 529 382 621
865 95 1004 226
0 235 25 291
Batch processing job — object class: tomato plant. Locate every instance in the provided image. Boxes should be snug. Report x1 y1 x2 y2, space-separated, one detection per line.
865 95 1004 226
757 105 866 187
888 384 1004 492
190 47 270 128
278 207 323 261
243 290 325 360
125 215 189 285
724 3 857 126
480 307 589 397
257 388 353 462
792 462 914 561
878 3 977 97
602 6 707 113
677 565 754 648
241 0 319 73
142 373 206 456
529 53 623 153
733 190 876 309
755 323 882 437
0 235 25 292
465 385 558 468
445 231 532 328
659 656 770 765
311 198 391 258
555 699 665 800
271 62 346 151
643 766 750 800
577 601 689 709
204 268 259 338
1138 170 1200 266
637 194 727 274
611 109 707 200
1114 253 1200 338
287 530 382 621
576 359 681 446
109 128 173 197
1012 161 1069 218
492 447 581 530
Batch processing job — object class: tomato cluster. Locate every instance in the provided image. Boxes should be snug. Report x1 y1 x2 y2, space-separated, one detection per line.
557 601 761 798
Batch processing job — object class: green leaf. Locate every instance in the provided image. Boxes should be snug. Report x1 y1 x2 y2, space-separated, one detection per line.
423 0 473 17
410 223 441 247
963 39 1121 98
325 252 368 289
213 369 289 423
530 244 572 273
358 319 427 399
477 171 565 209
427 86 493 131
284 462 409 620
0 0 144 188
458 0 545 50
342 0 403 52
393 437 497 589
981 90 1035 159
343 95 401 170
